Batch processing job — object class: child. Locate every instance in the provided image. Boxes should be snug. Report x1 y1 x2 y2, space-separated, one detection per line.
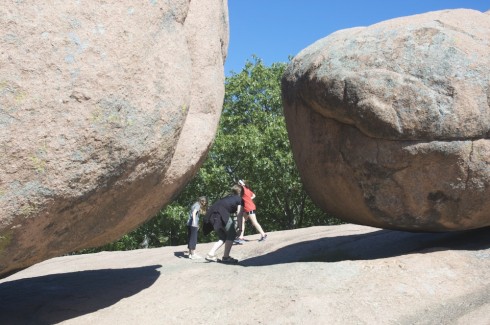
186 196 207 259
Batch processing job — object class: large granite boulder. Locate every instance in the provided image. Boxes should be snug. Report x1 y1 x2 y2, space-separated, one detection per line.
0 0 228 277
282 9 490 232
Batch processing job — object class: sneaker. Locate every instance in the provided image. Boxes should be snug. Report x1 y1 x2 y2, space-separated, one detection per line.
219 256 239 264
258 234 267 242
205 254 218 262
234 238 245 245
189 254 202 260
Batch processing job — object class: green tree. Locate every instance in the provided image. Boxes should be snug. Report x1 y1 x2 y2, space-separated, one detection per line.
77 56 340 253
162 56 340 240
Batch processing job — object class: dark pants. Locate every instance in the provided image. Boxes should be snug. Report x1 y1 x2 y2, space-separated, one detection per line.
187 226 198 250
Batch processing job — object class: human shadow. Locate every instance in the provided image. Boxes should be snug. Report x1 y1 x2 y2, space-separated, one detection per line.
240 227 490 267
0 264 162 324
174 251 187 258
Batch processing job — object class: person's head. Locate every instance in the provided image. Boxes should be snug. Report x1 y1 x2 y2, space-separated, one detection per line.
198 196 208 206
198 196 208 213
238 179 250 187
231 184 241 195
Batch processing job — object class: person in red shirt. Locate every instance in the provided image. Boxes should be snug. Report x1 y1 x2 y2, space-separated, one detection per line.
236 180 267 243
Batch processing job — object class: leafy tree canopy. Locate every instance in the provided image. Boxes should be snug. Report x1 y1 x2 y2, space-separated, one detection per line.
78 56 340 253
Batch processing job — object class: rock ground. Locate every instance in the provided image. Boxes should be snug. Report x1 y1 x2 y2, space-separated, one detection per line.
0 224 489 324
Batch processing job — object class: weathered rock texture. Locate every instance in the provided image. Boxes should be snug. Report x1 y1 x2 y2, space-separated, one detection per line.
0 225 489 324
0 0 228 277
282 9 490 231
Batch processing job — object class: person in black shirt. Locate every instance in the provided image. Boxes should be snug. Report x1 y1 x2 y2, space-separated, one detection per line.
203 185 244 264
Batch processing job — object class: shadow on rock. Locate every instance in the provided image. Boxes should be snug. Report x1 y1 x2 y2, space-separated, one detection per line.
241 227 490 267
174 251 187 258
0 265 162 324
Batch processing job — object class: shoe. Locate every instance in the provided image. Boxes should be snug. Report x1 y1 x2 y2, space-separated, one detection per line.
205 254 218 262
258 234 267 242
234 239 245 245
219 256 239 264
189 254 202 260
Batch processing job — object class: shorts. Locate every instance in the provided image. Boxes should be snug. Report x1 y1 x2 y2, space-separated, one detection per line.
216 216 236 241
244 210 256 220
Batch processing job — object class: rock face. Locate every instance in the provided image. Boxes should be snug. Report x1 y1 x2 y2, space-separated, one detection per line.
0 0 228 277
0 225 489 324
282 9 490 231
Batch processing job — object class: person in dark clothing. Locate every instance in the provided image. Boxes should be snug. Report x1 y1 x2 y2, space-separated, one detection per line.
203 185 244 264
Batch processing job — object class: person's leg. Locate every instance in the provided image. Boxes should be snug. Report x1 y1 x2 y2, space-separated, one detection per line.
208 227 226 257
223 217 236 259
223 240 233 258
189 226 198 256
187 225 192 254
208 240 224 256
248 213 265 237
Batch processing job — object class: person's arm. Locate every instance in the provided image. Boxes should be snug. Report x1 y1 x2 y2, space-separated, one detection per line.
236 204 244 233
191 208 199 227
249 188 256 200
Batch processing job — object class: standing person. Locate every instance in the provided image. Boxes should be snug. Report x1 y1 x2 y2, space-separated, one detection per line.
203 185 244 264
186 196 208 259
236 180 267 243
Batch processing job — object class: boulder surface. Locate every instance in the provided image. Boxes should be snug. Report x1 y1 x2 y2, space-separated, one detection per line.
0 224 488 324
282 9 490 231
0 0 228 277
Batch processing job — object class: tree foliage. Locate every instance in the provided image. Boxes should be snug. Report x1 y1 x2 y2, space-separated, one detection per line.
78 56 340 253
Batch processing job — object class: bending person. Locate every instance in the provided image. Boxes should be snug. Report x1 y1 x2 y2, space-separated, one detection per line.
203 185 244 264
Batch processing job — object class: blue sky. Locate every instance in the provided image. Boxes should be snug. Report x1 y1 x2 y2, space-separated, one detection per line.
225 0 489 75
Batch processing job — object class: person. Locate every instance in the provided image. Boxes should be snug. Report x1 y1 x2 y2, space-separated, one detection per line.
203 185 244 264
236 179 267 243
186 196 208 259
